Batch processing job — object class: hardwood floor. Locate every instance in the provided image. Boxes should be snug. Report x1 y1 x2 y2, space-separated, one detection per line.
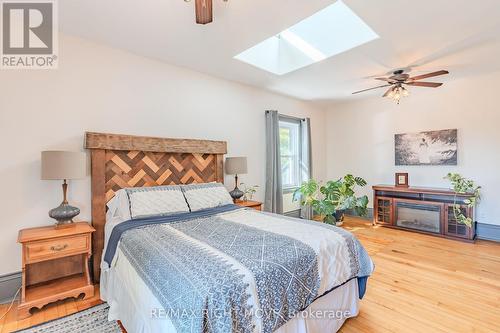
1 217 499 333
339 217 500 333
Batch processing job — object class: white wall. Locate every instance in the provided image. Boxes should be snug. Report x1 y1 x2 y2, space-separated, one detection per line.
325 71 500 226
0 35 326 275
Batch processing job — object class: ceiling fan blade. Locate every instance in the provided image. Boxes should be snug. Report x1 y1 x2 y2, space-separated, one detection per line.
409 70 449 81
352 84 392 95
405 81 443 87
195 0 213 24
382 86 394 97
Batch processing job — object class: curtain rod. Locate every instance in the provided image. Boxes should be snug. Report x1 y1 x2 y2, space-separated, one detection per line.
265 110 306 121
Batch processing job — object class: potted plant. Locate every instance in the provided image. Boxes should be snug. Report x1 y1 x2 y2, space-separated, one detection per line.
444 173 481 227
240 183 259 201
293 175 369 225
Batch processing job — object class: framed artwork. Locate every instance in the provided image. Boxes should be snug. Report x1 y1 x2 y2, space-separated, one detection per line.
395 129 457 166
395 173 409 187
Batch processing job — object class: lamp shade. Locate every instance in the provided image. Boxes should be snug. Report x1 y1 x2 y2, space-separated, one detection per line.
225 157 247 175
41 151 87 180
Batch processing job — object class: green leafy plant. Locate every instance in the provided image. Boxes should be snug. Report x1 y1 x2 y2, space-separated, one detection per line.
293 179 319 206
240 183 259 201
444 173 480 227
293 175 369 225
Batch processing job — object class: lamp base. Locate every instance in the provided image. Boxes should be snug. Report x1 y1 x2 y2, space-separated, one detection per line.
49 202 80 225
229 187 244 201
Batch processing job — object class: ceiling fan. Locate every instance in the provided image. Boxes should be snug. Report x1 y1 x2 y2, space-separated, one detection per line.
184 0 228 25
352 69 449 104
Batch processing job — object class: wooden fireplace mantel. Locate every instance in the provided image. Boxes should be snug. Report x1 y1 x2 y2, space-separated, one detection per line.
372 185 475 242
372 185 473 197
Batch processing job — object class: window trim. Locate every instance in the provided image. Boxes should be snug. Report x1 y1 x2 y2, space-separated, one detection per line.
279 116 303 190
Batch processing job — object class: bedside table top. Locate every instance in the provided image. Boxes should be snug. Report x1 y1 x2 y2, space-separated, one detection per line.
234 200 262 208
18 222 95 243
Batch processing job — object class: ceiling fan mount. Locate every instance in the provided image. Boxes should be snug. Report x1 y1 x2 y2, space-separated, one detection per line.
352 69 449 104
388 69 409 82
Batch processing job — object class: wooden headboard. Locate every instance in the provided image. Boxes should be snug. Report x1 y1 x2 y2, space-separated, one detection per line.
84 132 227 281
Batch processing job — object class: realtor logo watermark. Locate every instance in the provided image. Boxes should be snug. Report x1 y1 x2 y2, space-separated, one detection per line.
1 0 58 69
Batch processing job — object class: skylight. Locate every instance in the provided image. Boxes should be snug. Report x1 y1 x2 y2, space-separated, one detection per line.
234 1 379 75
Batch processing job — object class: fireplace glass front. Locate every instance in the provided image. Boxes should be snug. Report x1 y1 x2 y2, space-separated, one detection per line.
395 201 442 234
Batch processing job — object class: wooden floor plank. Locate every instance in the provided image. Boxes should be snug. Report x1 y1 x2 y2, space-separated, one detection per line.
0 216 499 333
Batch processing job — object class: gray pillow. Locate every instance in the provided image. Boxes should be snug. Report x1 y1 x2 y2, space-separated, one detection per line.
182 183 233 212
126 185 190 219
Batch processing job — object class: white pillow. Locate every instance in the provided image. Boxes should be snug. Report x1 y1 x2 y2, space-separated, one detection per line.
126 185 190 219
106 189 132 222
182 183 233 212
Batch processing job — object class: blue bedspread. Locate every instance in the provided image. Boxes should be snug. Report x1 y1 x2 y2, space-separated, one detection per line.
103 205 373 333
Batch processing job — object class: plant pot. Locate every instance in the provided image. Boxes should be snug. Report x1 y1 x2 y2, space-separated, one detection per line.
334 210 345 222
334 210 345 226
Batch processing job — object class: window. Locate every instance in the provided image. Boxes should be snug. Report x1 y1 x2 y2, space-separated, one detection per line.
234 1 378 75
279 118 301 188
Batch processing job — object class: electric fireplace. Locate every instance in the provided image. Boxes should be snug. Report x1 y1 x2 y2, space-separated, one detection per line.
395 201 442 234
373 185 475 241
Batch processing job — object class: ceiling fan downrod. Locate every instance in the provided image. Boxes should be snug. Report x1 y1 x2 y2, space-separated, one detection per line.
184 0 228 25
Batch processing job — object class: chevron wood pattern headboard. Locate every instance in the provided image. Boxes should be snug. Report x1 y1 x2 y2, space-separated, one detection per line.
85 132 227 281
104 150 218 202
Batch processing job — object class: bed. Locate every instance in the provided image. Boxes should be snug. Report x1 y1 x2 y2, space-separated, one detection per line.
85 132 374 333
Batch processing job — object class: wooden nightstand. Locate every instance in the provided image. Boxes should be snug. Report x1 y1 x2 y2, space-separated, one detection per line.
17 222 95 318
235 200 263 211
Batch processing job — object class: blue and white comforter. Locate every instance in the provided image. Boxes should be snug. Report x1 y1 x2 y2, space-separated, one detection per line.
103 205 374 333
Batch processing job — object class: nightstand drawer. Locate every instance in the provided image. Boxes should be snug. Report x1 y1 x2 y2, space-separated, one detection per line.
25 235 89 263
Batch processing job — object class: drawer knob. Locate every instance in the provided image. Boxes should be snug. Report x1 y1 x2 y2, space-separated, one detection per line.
50 244 68 251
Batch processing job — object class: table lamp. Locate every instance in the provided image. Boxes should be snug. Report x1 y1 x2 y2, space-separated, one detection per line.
41 151 87 225
225 157 247 201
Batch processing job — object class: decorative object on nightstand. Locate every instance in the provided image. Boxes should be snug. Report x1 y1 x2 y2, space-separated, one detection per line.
395 172 409 187
17 222 95 318
41 151 87 225
235 200 263 211
240 183 259 201
225 156 247 201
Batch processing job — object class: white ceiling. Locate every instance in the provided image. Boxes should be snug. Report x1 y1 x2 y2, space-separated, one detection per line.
60 0 500 102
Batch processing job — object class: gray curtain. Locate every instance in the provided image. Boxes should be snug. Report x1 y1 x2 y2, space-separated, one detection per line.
300 118 313 219
264 110 283 214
